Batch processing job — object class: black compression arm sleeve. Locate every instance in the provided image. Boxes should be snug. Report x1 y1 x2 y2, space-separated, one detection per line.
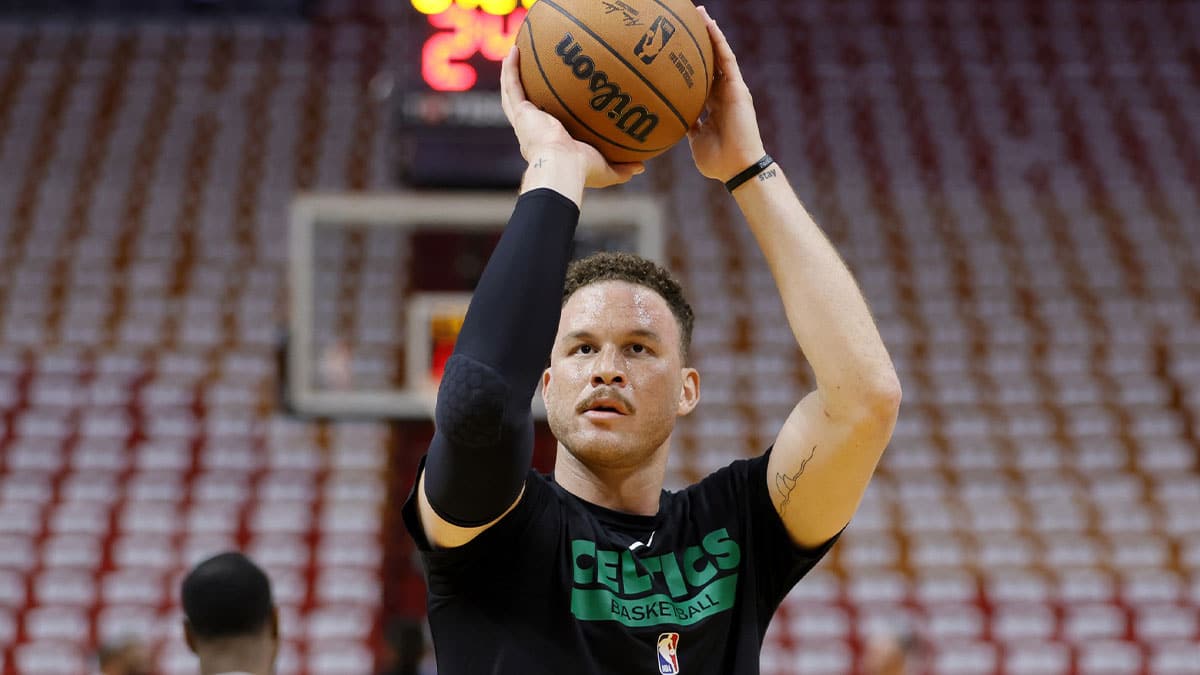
422 188 580 527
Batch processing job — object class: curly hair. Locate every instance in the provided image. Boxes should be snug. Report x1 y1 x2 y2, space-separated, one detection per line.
562 252 694 360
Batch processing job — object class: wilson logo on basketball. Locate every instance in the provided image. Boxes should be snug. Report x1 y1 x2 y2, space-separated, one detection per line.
555 32 660 143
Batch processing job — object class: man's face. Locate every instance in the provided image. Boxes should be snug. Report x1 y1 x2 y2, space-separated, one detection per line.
543 281 699 468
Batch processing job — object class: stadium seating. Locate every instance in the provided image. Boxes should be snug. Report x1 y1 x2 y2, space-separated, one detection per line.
682 1 1197 673
0 15 388 675
0 1 1196 673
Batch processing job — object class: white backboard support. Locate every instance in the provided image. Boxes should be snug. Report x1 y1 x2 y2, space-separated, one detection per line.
288 190 666 419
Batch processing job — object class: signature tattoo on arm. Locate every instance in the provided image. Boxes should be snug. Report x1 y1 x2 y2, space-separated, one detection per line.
774 445 817 518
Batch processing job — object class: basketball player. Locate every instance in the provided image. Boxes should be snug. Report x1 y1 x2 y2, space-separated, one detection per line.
181 552 279 675
401 7 901 673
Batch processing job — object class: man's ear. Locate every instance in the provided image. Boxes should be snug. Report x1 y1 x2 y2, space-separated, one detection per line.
677 367 700 416
268 606 282 667
541 368 551 405
183 620 197 654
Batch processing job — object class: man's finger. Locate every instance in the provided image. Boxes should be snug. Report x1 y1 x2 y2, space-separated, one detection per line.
499 47 513 119
614 162 646 176
697 6 746 87
500 46 523 120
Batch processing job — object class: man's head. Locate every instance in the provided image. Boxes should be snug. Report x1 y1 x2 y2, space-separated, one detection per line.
182 552 279 675
543 252 700 469
97 636 151 675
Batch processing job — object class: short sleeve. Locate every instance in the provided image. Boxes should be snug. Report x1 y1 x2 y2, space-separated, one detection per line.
401 456 563 596
689 449 842 624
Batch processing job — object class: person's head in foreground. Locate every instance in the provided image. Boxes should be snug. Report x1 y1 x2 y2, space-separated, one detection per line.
182 552 279 675
97 635 152 675
542 251 699 476
863 629 922 675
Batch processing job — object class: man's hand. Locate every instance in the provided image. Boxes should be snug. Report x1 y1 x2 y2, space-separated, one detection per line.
687 6 768 182
501 46 644 199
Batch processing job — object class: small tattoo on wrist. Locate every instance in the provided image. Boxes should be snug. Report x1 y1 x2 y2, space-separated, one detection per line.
758 168 778 182
534 157 546 169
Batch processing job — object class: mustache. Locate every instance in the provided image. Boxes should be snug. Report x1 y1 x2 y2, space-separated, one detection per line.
576 388 636 414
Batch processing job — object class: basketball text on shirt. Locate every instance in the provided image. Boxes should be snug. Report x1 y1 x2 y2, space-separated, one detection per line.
569 527 741 627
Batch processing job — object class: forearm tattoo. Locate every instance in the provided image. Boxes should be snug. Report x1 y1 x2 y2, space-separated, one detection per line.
774 445 817 518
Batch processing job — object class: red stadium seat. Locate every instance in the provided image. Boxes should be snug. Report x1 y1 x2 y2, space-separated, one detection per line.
111 534 177 570
1062 604 1128 643
100 571 164 607
59 470 121 502
925 604 986 641
1121 570 1184 606
33 569 96 606
847 572 908 605
96 605 162 644
1076 640 1143 674
1133 605 1198 642
930 640 997 675
0 534 36 572
249 534 311 569
305 605 375 643
120 502 182 535
986 570 1050 605
790 641 852 674
914 571 978 605
181 535 240 568
306 642 374 674
185 503 241 536
785 604 850 641
0 609 14 647
1149 641 1200 674
249 502 313 535
190 470 252 503
1055 569 1117 605
316 568 379 605
22 606 90 643
0 471 54 505
13 641 86 675
316 534 382 569
1002 641 1071 674
40 535 104 570
782 569 841 605
992 603 1057 643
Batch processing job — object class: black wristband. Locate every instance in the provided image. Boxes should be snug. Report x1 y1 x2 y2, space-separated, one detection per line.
724 154 775 192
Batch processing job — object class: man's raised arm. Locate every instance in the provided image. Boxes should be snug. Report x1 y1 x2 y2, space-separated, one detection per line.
688 8 901 550
415 47 645 549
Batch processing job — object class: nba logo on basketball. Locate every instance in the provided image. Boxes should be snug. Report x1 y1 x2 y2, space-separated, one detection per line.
656 632 681 674
634 16 676 65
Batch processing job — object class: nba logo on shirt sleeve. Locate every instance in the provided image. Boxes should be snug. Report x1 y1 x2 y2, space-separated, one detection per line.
656 632 680 674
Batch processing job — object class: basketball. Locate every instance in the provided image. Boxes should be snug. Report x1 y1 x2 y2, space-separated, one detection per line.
516 0 714 163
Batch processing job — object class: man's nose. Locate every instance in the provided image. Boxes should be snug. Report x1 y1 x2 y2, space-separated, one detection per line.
590 348 626 386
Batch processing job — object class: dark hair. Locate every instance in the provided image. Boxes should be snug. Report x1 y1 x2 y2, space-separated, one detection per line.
562 252 694 360
182 552 274 640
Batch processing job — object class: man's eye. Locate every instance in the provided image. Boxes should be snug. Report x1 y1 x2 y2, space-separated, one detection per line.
577 345 593 355
631 344 645 354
